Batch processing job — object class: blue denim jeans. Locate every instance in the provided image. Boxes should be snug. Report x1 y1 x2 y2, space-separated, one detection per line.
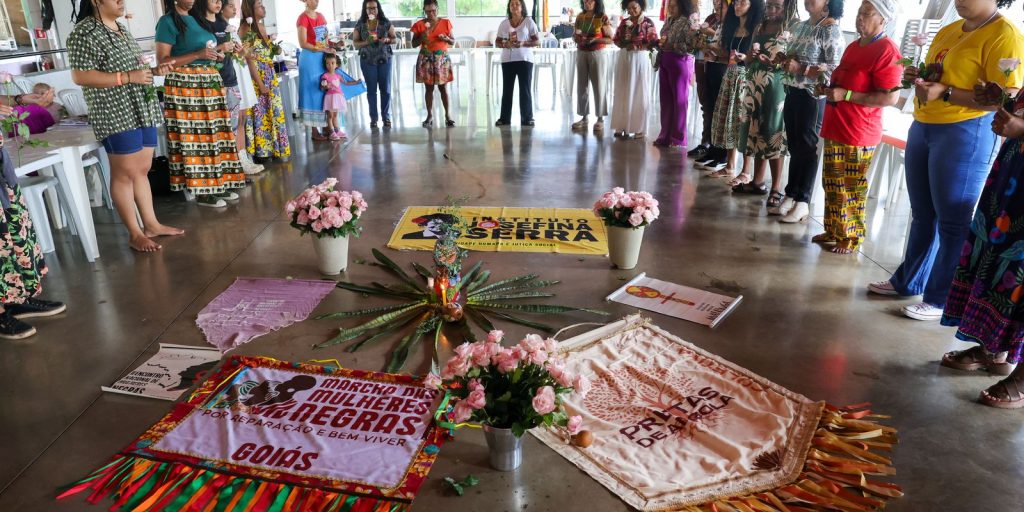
360 59 392 123
890 114 998 306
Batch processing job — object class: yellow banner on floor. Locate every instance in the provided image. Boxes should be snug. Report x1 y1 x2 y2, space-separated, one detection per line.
387 206 608 255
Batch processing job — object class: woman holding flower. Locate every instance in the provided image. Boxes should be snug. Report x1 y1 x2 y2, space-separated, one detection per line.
156 0 245 209
730 0 794 200
653 0 699 148
68 0 183 252
773 0 844 221
352 0 397 129
868 0 1024 322
610 0 658 139
240 0 290 161
705 0 763 179
571 0 613 133
296 0 333 140
494 0 540 127
191 0 261 175
411 0 456 128
812 0 902 254
941 21 1024 408
220 0 263 174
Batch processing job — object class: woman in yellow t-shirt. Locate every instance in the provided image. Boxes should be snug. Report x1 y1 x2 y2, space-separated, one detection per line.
867 0 1024 323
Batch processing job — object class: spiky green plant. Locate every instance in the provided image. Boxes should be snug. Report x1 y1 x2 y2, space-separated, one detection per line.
314 249 607 373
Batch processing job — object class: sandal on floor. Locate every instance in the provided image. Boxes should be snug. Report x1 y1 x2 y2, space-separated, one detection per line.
706 168 732 178
728 173 752 187
593 121 604 133
446 119 456 127
422 118 433 128
383 120 392 128
942 346 1016 375
572 119 588 130
733 181 769 194
766 191 785 208
979 374 1024 409
811 233 838 245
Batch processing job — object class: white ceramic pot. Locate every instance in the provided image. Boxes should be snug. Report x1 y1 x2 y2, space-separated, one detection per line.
607 225 645 270
311 235 349 275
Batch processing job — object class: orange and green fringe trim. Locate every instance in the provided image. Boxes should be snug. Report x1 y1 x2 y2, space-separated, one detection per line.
677 404 904 512
56 455 410 512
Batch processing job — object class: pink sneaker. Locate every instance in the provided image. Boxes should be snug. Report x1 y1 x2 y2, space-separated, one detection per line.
330 130 342 141
337 129 348 139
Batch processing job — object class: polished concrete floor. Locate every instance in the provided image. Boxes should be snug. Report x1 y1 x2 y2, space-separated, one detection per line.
0 72 1021 511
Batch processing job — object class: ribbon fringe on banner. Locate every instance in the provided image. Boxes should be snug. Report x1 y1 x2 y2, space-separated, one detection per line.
57 454 411 512
681 404 902 512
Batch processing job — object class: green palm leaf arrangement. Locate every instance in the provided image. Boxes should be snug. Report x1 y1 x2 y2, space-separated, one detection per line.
314 248 607 373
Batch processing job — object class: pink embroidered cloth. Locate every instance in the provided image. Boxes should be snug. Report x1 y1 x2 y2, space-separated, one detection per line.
196 278 336 352
532 315 823 511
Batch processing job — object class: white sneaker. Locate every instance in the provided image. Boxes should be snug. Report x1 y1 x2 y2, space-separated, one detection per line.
768 196 794 216
218 191 240 201
239 151 264 175
902 302 943 321
779 201 808 223
197 197 227 208
867 280 899 296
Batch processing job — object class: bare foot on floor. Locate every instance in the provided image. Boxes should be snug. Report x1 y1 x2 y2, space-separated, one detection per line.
144 224 185 237
130 233 162 252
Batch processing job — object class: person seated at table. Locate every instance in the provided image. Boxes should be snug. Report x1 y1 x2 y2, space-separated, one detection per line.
33 84 68 125
0 103 67 339
0 88 57 136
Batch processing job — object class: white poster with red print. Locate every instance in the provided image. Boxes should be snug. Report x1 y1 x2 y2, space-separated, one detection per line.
606 273 743 328
532 316 823 511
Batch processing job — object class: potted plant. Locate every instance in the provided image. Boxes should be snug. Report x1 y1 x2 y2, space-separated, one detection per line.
285 178 367 275
593 187 660 269
431 330 590 471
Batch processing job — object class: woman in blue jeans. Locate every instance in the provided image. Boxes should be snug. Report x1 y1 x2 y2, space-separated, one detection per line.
867 0 1024 321
353 0 396 129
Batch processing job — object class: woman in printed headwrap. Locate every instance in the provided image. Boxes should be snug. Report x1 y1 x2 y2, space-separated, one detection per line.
867 0 1024 323
813 0 903 254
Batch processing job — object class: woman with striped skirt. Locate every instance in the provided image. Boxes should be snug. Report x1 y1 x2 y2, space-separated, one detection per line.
156 0 245 208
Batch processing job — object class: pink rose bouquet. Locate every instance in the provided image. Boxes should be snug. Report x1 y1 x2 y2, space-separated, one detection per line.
285 178 368 238
593 187 660 229
434 330 587 437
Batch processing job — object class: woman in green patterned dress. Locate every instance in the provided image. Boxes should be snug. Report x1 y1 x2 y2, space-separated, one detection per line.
731 0 795 209
0 105 66 339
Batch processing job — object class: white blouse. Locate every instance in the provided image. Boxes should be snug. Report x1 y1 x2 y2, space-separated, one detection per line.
497 17 539 63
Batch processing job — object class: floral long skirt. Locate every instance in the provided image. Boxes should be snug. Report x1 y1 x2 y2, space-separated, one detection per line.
942 136 1024 363
163 66 245 194
710 64 748 150
246 60 291 160
0 150 46 305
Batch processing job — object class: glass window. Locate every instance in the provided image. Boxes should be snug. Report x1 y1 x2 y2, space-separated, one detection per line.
456 0 510 16
385 0 450 18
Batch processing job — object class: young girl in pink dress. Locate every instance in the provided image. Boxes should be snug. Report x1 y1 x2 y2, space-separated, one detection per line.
321 54 361 140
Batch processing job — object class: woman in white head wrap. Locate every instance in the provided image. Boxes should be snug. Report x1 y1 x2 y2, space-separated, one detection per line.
864 0 898 36
812 0 903 254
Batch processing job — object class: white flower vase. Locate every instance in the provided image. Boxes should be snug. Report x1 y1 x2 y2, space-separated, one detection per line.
311 235 349 275
607 225 645 270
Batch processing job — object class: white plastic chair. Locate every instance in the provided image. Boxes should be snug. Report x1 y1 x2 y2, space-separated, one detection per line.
19 175 71 254
57 89 88 116
532 49 560 109
451 36 476 88
13 77 33 94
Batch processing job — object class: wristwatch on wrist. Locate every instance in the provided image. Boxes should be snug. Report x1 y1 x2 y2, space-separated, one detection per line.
942 86 954 102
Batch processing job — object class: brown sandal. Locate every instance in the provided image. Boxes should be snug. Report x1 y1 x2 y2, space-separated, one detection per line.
830 239 857 254
811 233 837 245
979 373 1024 409
941 346 1016 375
